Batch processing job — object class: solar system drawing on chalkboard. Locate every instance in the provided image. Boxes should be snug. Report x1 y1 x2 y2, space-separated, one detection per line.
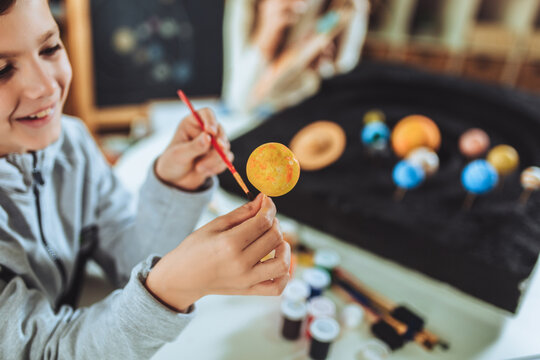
90 0 223 107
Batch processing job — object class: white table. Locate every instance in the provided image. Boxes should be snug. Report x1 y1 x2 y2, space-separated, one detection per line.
114 100 540 360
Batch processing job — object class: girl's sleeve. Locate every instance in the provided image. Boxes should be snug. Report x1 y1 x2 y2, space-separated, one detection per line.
222 0 269 113
0 256 194 360
334 0 370 73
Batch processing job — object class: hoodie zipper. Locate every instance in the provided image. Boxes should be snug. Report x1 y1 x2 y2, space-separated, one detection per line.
31 152 67 295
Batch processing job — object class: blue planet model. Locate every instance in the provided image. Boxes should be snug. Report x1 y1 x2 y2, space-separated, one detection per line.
392 160 425 189
461 159 499 194
361 121 390 150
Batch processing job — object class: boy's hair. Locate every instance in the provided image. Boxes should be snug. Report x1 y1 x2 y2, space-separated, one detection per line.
0 0 15 15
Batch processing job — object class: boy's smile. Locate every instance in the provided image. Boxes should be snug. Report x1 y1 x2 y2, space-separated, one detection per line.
0 0 72 156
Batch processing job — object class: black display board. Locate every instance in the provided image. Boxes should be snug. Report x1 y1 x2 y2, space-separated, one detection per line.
219 61 540 312
90 0 223 106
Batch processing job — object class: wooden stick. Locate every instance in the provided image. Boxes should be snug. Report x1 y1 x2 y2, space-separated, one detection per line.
519 189 533 205
462 192 476 211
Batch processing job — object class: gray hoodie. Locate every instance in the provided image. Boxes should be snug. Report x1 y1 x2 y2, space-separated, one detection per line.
0 116 215 359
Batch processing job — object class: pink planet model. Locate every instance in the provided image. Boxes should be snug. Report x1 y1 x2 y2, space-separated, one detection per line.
459 128 490 158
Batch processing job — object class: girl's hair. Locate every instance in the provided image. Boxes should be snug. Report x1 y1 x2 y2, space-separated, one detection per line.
0 0 15 15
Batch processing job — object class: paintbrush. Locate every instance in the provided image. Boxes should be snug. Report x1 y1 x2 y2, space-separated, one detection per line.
334 267 449 351
177 90 254 200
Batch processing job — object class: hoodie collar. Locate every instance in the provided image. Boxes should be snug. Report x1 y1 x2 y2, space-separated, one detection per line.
0 119 68 192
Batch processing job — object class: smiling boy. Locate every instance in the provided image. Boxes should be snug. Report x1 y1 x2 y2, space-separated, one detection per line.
0 0 290 358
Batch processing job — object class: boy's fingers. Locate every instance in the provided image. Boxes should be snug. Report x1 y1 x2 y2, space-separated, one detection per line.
243 218 282 262
247 274 290 296
226 195 277 249
248 241 290 284
195 149 234 175
212 193 265 232
170 132 212 163
184 108 219 137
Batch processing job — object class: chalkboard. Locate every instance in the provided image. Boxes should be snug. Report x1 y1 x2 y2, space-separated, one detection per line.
90 0 224 107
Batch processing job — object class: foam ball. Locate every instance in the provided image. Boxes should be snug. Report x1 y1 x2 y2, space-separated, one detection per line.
246 143 300 197
391 115 441 158
363 109 386 124
461 160 498 195
521 166 540 191
459 128 490 158
392 160 425 189
361 121 390 148
487 145 519 176
406 147 439 176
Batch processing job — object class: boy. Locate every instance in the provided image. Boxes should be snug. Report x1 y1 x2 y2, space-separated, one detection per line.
0 0 290 358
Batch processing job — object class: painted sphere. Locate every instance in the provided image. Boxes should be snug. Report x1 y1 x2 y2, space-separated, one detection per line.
487 145 519 176
289 121 346 171
391 115 441 158
406 147 439 176
461 160 498 195
361 121 390 148
521 166 540 191
459 128 490 158
392 160 425 189
246 143 300 197
363 109 386 124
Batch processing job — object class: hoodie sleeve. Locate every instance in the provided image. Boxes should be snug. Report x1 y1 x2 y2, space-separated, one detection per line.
73 120 215 287
0 256 195 360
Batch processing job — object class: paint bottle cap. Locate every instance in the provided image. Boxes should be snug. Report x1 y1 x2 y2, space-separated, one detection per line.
283 279 310 303
340 303 364 329
281 299 308 321
303 268 331 290
314 249 341 271
307 296 336 319
309 317 340 343
356 339 391 360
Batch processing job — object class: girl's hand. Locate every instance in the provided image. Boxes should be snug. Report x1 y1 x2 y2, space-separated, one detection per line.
155 108 233 191
252 0 307 59
145 194 291 311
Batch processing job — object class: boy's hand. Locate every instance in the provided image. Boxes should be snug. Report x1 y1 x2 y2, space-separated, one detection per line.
155 108 233 191
145 194 291 312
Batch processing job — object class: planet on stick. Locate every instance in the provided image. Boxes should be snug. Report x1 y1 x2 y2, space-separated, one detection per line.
246 142 300 197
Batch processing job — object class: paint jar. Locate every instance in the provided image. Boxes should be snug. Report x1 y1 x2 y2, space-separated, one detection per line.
303 268 331 298
281 299 308 341
283 278 310 303
314 249 340 276
306 296 336 337
308 317 340 360
340 303 364 330
356 339 391 360
280 219 299 248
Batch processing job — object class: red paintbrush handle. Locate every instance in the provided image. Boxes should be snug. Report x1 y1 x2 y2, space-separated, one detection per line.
177 90 237 174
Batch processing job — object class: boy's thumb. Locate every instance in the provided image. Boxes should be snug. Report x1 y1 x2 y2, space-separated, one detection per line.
214 193 265 231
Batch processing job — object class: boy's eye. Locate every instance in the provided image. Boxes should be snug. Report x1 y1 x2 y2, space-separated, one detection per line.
40 44 62 56
0 64 14 79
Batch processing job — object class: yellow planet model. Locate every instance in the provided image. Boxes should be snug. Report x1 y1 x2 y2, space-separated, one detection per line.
246 143 301 197
487 145 519 176
363 109 386 124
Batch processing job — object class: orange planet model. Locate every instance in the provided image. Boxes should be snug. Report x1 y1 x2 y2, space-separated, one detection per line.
391 115 441 158
289 121 347 171
246 143 301 197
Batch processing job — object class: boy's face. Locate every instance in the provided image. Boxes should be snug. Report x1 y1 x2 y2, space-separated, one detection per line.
0 0 72 156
